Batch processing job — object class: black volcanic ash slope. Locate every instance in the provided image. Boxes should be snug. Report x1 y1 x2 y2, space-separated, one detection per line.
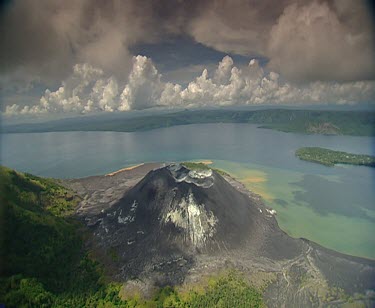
80 163 375 306
90 164 301 281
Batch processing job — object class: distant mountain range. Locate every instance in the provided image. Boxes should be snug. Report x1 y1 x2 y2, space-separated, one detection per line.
3 108 375 136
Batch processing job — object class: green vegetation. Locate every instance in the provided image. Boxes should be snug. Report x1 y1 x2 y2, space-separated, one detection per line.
180 272 264 307
181 162 211 171
295 147 375 167
181 161 230 177
4 109 375 136
119 272 263 307
0 166 264 307
149 272 264 308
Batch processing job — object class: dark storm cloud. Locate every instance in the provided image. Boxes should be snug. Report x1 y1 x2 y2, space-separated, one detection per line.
188 0 375 82
130 36 258 72
1 0 375 116
1 0 374 84
0 0 206 84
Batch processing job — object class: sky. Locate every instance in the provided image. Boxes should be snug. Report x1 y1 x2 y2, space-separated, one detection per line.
1 0 375 117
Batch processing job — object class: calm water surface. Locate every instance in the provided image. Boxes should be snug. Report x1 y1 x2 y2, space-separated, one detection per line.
2 124 375 258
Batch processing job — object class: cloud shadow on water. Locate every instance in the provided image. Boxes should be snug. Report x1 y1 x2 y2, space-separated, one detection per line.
291 174 375 222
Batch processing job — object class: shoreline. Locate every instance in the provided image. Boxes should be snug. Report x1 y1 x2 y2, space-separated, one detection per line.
105 163 145 176
105 160 213 177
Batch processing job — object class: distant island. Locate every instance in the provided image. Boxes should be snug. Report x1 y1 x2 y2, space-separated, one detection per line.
3 109 375 136
295 147 375 167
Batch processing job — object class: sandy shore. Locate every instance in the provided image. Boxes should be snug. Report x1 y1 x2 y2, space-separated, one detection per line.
106 161 212 177
105 163 145 176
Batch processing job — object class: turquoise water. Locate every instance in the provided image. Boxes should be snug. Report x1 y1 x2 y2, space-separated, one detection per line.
2 123 375 258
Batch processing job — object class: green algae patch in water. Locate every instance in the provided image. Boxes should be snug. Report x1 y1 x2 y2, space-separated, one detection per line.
211 160 375 260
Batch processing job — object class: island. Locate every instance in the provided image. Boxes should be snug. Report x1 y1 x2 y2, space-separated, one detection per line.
295 147 375 167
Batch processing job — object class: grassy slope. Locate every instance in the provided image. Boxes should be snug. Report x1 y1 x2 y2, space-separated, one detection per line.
0 166 263 307
4 109 375 136
295 147 375 167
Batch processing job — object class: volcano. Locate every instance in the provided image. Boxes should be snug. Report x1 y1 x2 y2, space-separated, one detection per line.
69 163 375 306
96 165 298 249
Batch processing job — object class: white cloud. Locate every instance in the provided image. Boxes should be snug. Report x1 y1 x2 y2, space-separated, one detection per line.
4 55 375 115
119 56 163 111
160 83 182 106
213 55 233 85
169 58 375 106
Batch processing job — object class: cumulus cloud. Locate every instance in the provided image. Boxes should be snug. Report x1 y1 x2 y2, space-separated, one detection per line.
119 56 163 111
213 56 234 85
5 63 117 114
4 55 375 115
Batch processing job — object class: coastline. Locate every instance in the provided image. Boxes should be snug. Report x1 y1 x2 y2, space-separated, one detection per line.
105 163 145 176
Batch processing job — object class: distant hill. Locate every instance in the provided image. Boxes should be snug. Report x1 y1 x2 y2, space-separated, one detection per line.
3 109 375 136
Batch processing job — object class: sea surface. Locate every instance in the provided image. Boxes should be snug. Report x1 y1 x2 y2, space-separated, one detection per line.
2 123 375 259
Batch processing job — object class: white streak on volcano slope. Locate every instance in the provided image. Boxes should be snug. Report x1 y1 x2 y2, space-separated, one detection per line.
117 200 138 224
164 192 218 248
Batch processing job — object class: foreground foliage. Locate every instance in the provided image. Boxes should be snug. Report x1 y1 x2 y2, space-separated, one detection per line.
0 166 264 307
0 166 105 306
142 272 264 308
295 147 375 167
